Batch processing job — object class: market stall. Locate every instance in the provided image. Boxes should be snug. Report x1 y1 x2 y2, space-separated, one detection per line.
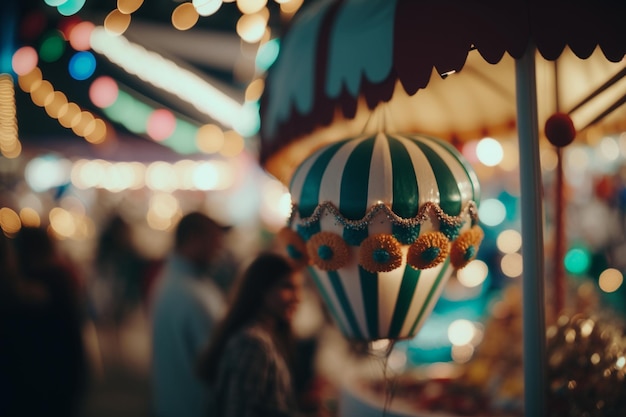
258 0 626 415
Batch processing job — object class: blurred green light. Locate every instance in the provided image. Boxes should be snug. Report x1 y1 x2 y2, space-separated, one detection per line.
44 0 68 6
162 119 199 154
564 247 591 275
39 31 66 63
255 38 280 72
103 90 151 134
233 101 260 137
57 0 86 16
103 90 201 154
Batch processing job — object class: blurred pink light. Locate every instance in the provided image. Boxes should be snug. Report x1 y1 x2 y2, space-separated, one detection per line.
69 21 95 51
147 109 176 141
12 46 39 76
89 76 119 108
461 140 480 164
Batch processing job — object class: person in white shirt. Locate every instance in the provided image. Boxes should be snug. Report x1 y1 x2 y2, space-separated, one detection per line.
150 211 230 417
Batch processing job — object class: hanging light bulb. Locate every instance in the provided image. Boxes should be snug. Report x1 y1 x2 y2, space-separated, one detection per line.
193 0 223 17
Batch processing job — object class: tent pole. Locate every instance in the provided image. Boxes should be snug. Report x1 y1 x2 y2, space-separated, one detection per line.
515 45 547 416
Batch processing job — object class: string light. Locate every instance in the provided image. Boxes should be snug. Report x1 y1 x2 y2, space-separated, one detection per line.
0 74 21 159
90 27 258 135
171 3 199 31
17 66 107 143
193 0 223 17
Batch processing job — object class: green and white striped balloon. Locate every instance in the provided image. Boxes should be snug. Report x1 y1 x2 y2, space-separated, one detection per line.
287 132 481 341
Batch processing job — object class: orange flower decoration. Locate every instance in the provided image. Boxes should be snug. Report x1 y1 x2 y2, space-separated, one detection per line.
306 231 350 271
450 226 484 269
407 232 450 270
277 227 308 267
358 234 403 273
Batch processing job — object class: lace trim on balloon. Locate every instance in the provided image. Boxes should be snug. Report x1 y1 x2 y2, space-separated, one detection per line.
290 200 479 231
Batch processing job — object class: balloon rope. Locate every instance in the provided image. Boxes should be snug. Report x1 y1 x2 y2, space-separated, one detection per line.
361 105 386 135
383 103 394 134
381 340 397 417
368 340 398 417
360 108 375 134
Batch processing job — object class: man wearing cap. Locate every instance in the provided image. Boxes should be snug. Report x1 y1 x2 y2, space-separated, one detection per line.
150 211 231 417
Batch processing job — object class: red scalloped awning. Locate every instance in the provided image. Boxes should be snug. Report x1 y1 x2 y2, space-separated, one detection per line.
259 0 626 170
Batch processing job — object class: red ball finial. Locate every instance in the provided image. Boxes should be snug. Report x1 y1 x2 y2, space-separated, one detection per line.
545 112 576 148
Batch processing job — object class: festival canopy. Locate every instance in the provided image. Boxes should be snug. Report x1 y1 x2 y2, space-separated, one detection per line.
257 1 625 415
259 0 626 182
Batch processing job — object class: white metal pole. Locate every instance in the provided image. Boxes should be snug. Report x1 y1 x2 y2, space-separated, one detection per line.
515 44 548 416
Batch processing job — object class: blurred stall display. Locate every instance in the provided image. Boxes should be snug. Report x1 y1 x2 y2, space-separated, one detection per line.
340 281 626 417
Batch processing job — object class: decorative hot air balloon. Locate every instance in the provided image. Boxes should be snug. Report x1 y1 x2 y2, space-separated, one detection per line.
278 132 483 341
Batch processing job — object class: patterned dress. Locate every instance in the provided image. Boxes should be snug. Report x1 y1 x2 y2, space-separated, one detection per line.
213 325 300 417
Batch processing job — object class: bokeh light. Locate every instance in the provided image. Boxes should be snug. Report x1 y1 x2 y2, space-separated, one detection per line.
117 0 145 14
192 161 234 190
69 51 96 80
147 109 176 141
501 253 523 278
57 0 87 16
193 0 223 16
19 207 41 228
233 101 260 137
146 161 177 192
196 123 224 153
0 207 21 235
236 13 267 43
220 130 245 157
24 155 72 192
564 246 591 275
598 268 623 293
104 9 132 35
89 76 119 108
255 38 280 72
172 3 199 31
448 319 476 346
478 198 506 227
150 193 180 219
565 146 590 172
69 21 95 51
44 91 68 118
540 147 558 171
280 0 304 14
84 118 107 144
58 102 81 128
44 0 68 6
476 137 504 167
49 207 76 238
259 178 291 230
17 67 43 92
237 0 267 14
461 140 480 164
12 47 38 76
496 229 522 254
30 80 54 107
456 260 489 288
245 78 265 102
57 15 82 38
39 31 67 63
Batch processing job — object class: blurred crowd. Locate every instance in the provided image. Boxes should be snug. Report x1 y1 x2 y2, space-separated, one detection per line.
1 226 88 417
0 212 337 417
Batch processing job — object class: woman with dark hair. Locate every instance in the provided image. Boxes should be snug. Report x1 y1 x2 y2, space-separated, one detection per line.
199 252 303 417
